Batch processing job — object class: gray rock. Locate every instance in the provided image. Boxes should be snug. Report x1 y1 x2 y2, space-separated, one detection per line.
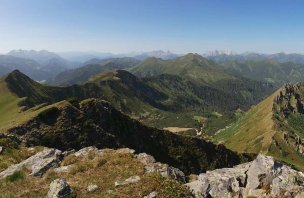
47 178 72 198
137 153 156 165
143 191 157 198
54 165 71 173
186 163 250 197
115 175 141 187
136 153 186 183
74 146 98 157
0 148 62 178
87 184 98 192
62 149 75 157
186 154 304 198
116 148 135 154
0 146 3 154
245 154 276 193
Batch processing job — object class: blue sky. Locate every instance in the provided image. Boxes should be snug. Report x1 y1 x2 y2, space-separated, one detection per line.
0 0 303 54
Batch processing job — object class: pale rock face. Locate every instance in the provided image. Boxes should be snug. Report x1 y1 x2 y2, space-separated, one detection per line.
116 148 135 154
186 154 304 198
143 191 157 198
115 175 141 187
73 146 98 157
47 178 72 198
0 146 3 154
0 148 62 178
53 165 71 173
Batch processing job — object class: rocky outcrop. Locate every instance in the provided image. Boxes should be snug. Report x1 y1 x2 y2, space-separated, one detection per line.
136 152 186 183
186 154 304 198
0 146 3 154
0 148 62 178
47 178 73 198
282 132 304 155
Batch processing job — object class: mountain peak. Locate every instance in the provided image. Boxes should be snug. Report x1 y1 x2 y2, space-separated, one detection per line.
4 69 30 80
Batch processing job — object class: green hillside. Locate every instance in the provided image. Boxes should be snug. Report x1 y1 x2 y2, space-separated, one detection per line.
214 84 304 170
131 53 234 83
0 73 56 132
0 70 273 135
219 60 304 87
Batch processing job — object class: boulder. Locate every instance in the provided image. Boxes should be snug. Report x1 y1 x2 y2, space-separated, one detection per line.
186 154 304 198
0 146 3 154
136 153 186 183
0 148 62 178
143 191 157 198
87 184 98 192
47 178 72 198
137 153 156 165
186 163 250 197
115 175 141 187
74 146 98 157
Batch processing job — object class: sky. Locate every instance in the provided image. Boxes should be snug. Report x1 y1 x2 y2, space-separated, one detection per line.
0 0 303 54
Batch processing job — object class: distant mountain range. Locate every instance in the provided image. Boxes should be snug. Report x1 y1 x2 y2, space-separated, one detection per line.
207 51 304 64
0 50 80 81
59 50 179 62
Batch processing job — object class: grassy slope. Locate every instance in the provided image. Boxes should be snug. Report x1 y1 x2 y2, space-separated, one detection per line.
214 90 280 153
214 88 304 170
0 149 191 197
0 78 50 132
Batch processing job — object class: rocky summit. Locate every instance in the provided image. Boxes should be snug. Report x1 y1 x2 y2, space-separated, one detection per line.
186 154 304 198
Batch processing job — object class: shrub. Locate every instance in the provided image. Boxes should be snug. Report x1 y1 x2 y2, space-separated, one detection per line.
6 170 26 182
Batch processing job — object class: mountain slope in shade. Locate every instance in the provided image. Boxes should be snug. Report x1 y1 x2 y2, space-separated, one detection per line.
214 84 304 170
6 98 253 174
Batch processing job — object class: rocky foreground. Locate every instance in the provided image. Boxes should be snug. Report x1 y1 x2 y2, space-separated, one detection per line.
187 154 304 198
0 146 303 197
0 146 190 197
